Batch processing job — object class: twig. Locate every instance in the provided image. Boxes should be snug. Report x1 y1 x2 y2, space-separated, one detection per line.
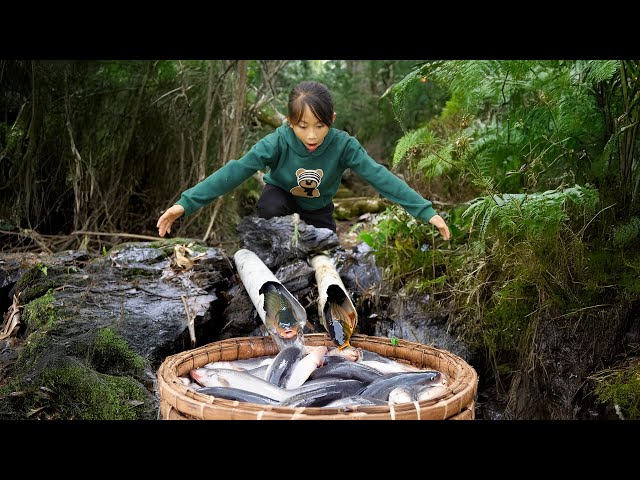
551 304 611 320
202 196 224 243
577 203 616 238
71 230 160 241
14 228 54 255
0 294 21 340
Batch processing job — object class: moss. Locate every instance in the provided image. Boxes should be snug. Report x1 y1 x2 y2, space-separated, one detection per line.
1 357 153 420
13 264 64 303
0 380 29 420
593 363 640 420
7 328 154 420
36 359 151 420
15 330 54 371
334 198 388 220
21 290 59 332
87 328 146 377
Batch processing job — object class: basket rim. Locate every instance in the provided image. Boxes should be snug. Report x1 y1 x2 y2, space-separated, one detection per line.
157 333 478 420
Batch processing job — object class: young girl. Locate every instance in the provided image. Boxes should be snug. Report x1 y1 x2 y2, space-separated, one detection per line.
156 80 451 241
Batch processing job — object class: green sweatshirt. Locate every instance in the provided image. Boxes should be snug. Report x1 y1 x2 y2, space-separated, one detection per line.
176 123 438 222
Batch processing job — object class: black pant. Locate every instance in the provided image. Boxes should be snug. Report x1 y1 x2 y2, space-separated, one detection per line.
256 183 337 232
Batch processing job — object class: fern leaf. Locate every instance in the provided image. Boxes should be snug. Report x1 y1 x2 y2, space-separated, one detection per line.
585 60 620 83
392 126 436 167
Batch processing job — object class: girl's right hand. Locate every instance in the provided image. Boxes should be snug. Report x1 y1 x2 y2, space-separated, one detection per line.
156 204 185 237
428 214 451 241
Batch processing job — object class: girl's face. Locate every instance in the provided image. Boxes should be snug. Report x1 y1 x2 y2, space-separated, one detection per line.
289 105 335 152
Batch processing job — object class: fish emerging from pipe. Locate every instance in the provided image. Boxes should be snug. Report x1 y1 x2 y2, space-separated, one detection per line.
310 254 358 353
321 284 358 351
259 281 306 344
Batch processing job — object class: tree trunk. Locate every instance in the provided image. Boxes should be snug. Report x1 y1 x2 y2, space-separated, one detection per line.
203 60 248 242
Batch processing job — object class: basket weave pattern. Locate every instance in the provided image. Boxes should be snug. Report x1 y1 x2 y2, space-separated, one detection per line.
157 333 478 420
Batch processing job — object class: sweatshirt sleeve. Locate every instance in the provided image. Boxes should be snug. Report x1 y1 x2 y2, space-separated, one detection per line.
175 133 278 217
344 139 438 222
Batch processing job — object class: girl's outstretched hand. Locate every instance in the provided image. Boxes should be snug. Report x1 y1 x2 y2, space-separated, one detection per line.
428 214 451 241
157 204 185 237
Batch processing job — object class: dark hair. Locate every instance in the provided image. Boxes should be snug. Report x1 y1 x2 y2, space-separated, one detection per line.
288 81 335 127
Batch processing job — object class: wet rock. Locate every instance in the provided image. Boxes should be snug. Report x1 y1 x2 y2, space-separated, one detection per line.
335 242 382 293
237 214 340 268
0 239 232 419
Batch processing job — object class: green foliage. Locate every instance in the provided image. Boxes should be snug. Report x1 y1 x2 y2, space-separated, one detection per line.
392 125 459 180
381 64 426 130
358 206 447 294
392 126 437 168
612 216 640 249
461 185 600 241
617 250 640 293
448 185 603 381
592 362 640 420
582 60 620 83
480 277 537 368
388 60 611 203
440 94 464 121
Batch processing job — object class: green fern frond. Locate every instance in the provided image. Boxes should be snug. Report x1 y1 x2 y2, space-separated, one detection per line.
585 60 620 83
382 64 437 130
464 146 498 193
392 126 437 167
416 143 453 177
500 60 537 80
554 86 601 136
461 184 600 239
461 196 491 229
479 201 501 237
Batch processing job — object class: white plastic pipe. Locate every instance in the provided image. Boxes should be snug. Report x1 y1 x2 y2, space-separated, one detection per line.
310 254 358 349
233 248 307 351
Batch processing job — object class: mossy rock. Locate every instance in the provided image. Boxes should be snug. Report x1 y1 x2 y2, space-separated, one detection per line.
12 356 155 420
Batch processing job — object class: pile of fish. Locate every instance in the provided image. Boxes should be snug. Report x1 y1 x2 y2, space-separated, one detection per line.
183 345 450 409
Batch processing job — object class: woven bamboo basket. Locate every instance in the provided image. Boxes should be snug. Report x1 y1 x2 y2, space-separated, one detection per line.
157 333 478 420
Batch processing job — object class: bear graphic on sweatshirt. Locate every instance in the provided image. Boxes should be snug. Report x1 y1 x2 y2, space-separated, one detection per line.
290 168 323 198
